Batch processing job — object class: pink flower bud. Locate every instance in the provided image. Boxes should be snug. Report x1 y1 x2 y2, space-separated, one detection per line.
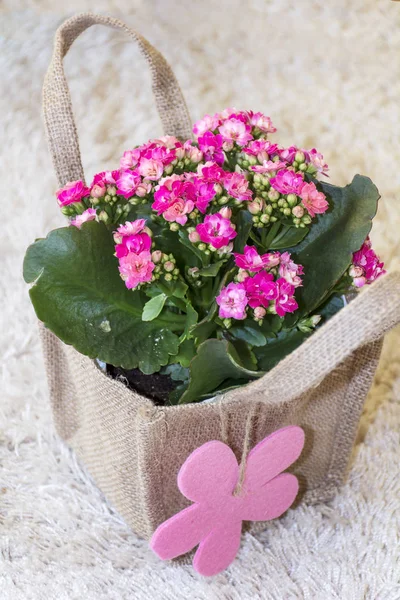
91 183 106 198
151 250 163 264
349 265 364 278
236 268 249 282
187 146 203 163
248 198 264 215
254 307 266 319
164 261 175 272
292 205 305 218
219 207 232 219
143 226 153 237
188 230 201 243
222 140 234 152
175 147 185 160
136 181 152 198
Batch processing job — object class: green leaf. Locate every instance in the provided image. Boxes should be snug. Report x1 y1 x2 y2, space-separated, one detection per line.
287 175 380 320
190 302 218 343
233 210 253 253
230 322 267 347
198 260 226 277
23 221 183 374
142 293 167 321
180 303 198 342
254 328 311 372
173 338 197 367
161 363 189 382
153 227 200 270
269 225 309 249
229 339 258 369
179 338 264 404
317 293 346 322
178 231 207 265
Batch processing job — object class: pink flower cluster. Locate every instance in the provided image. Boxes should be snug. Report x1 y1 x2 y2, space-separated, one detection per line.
350 237 385 287
269 170 329 218
116 137 204 200
114 219 155 289
193 109 276 151
152 165 252 227
216 246 303 320
56 180 90 207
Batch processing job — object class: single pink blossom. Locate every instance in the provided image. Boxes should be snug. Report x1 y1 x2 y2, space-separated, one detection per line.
274 278 298 317
118 250 155 289
91 170 120 187
244 272 278 308
218 118 253 146
193 114 220 137
198 132 225 166
216 282 248 320
163 199 195 225
70 208 97 228
270 169 304 195
300 182 329 218
142 145 176 166
138 157 164 181
279 146 299 163
116 219 147 237
224 172 253 202
243 140 279 158
196 214 237 249
154 135 181 149
251 160 287 174
194 178 217 213
278 252 304 287
116 170 141 199
197 162 226 183
115 233 152 258
307 148 329 176
120 148 142 170
351 237 385 287
150 426 304 576
56 180 89 207
234 246 280 272
249 112 276 134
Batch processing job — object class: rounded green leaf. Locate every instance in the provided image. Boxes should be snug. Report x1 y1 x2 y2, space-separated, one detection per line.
23 221 183 373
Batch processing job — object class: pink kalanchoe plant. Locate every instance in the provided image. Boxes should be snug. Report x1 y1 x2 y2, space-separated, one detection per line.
216 282 248 320
70 208 97 228
25 107 385 405
56 180 89 207
300 182 329 218
350 237 386 287
196 213 237 249
270 169 304 196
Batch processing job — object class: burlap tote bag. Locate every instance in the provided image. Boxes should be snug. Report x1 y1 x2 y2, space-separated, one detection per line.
40 13 400 541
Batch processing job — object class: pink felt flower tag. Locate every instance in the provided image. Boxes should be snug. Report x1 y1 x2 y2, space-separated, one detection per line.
150 425 305 576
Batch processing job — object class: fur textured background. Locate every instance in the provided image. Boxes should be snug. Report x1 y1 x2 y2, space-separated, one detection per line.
1 1 400 598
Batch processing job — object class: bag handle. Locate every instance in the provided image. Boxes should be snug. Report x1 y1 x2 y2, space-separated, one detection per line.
43 12 193 186
227 271 400 405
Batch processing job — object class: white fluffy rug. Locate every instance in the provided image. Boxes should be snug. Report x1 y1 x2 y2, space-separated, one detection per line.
1 1 400 598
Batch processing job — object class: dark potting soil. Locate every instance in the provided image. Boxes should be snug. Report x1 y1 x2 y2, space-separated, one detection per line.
106 364 177 405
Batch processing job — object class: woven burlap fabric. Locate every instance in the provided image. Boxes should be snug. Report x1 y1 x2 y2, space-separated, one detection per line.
40 14 400 541
42 12 193 186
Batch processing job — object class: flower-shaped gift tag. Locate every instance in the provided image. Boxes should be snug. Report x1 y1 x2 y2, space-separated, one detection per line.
150 425 305 576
